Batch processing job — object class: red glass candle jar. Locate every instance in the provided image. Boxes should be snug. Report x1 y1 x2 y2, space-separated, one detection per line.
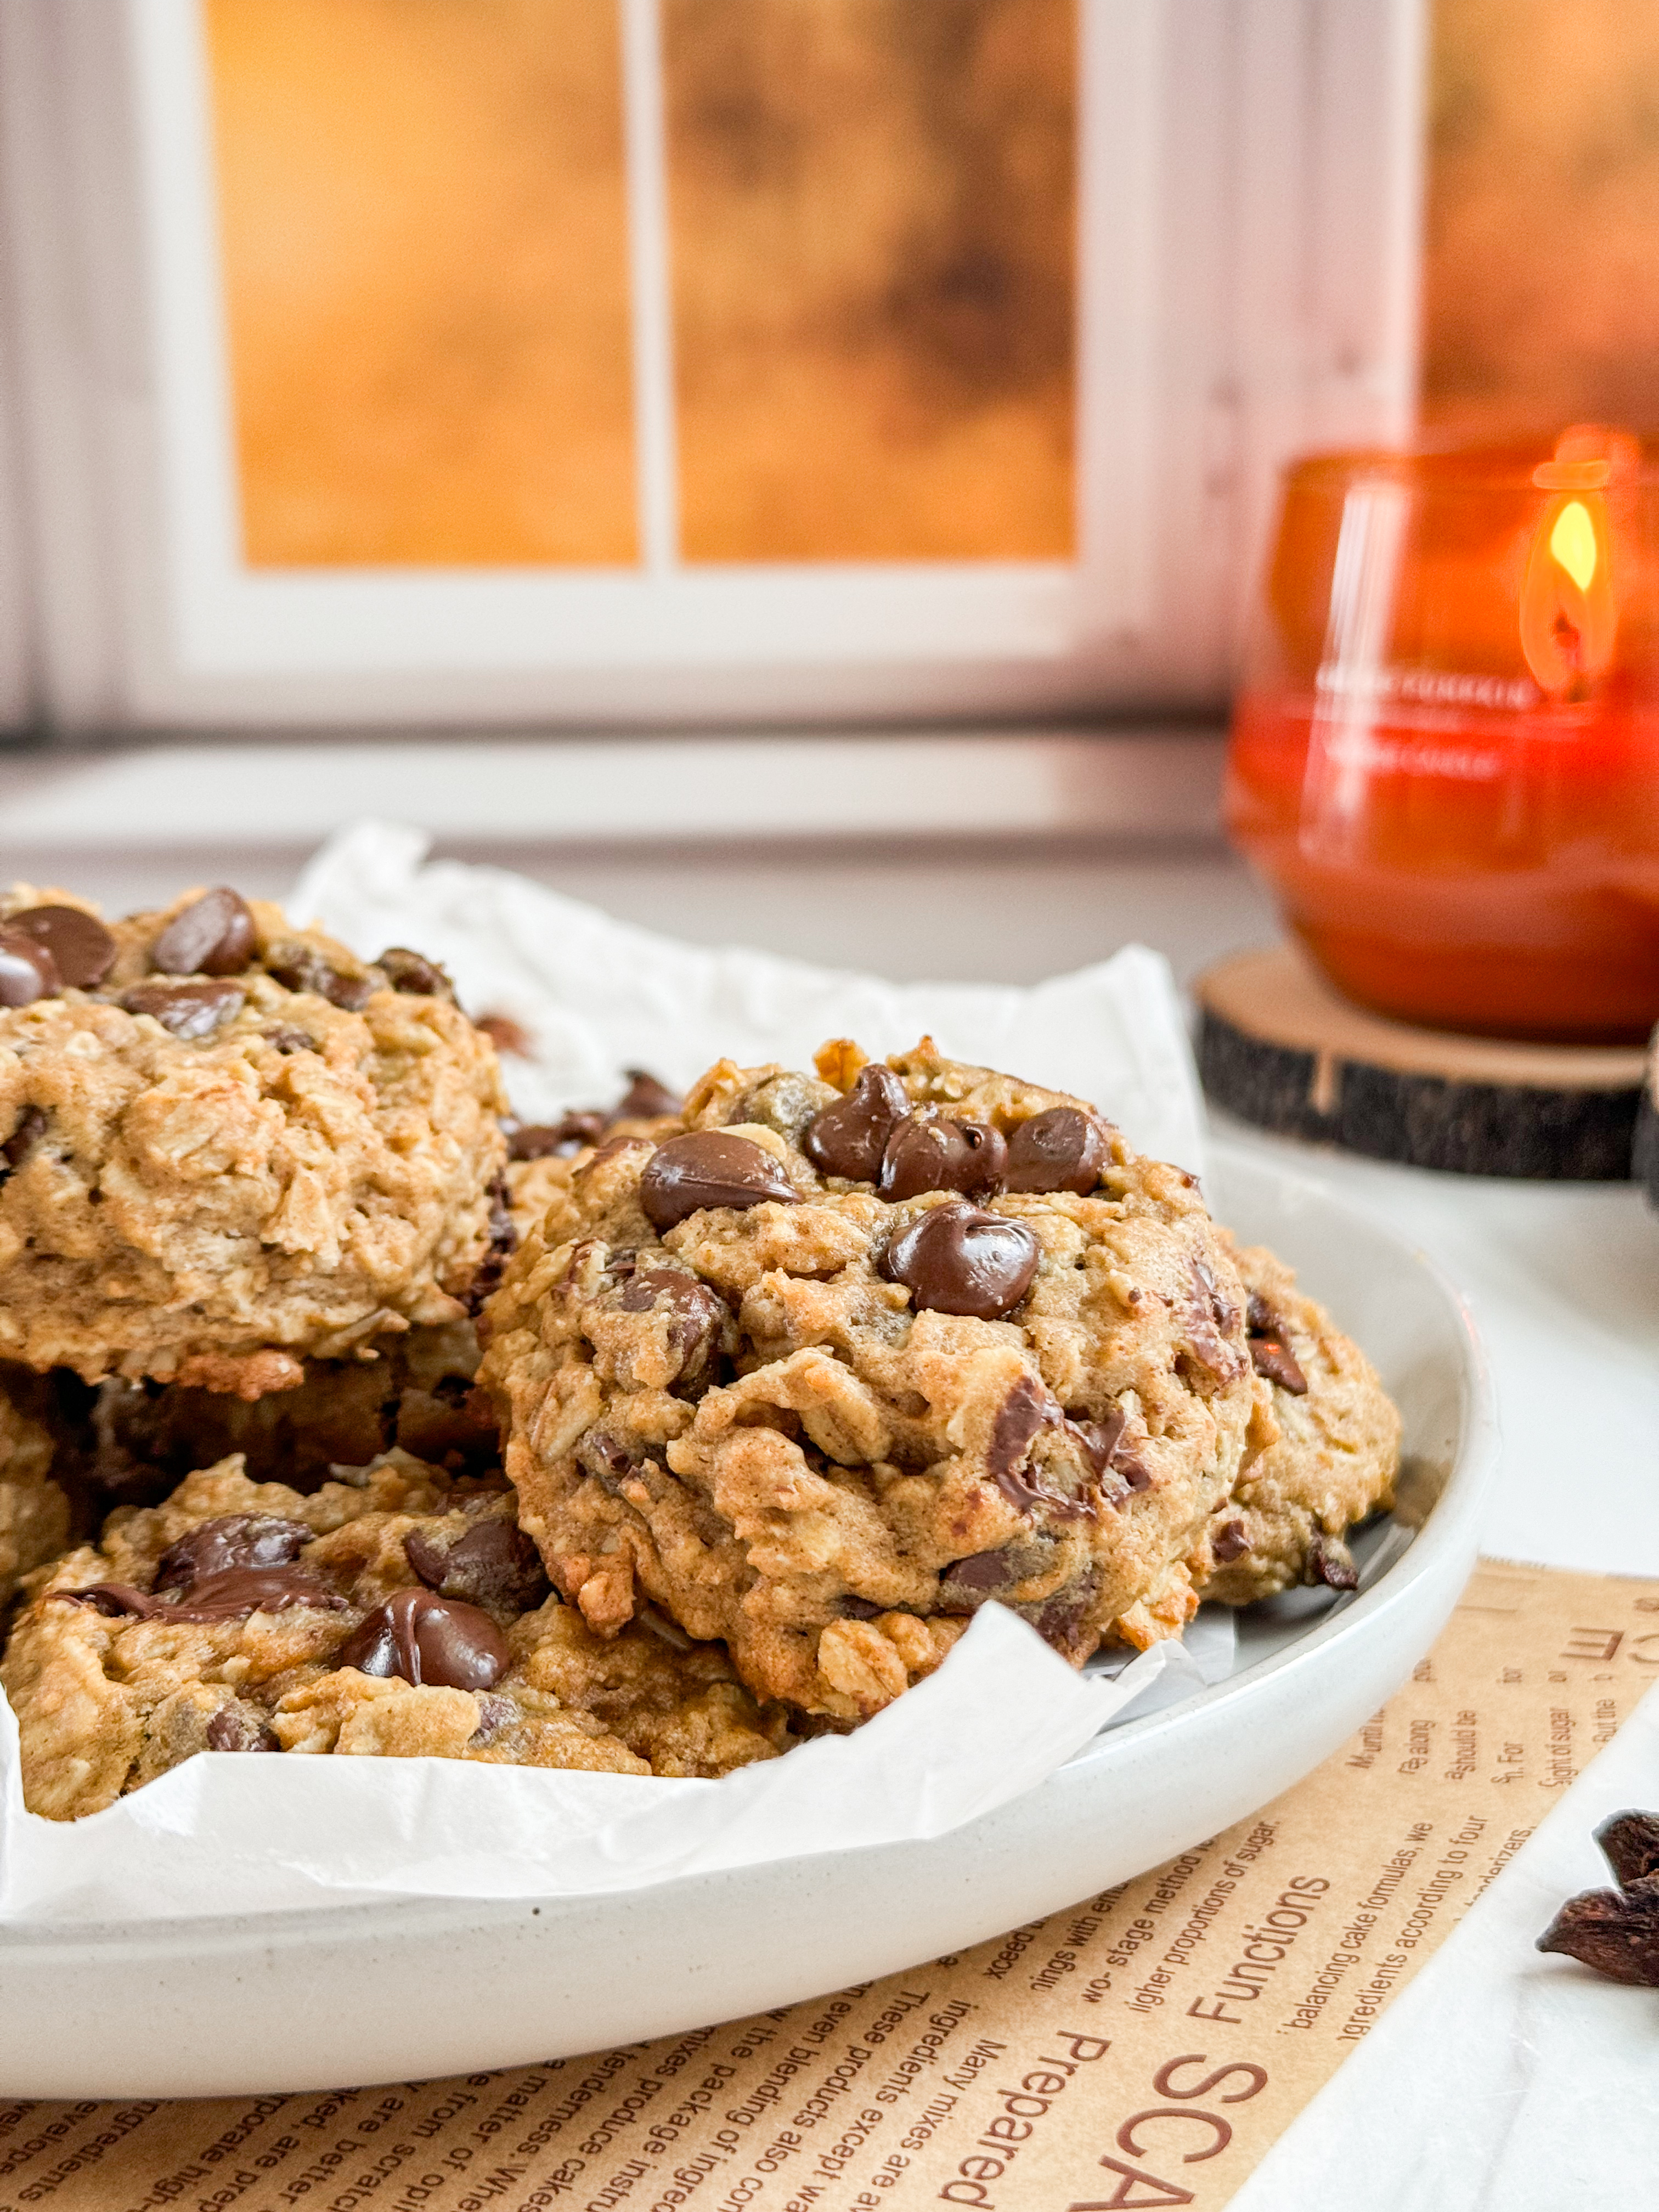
1226 431 1659 1043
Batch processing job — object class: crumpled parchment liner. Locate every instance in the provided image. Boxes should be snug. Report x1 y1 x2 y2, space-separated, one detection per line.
290 821 1209 1175
0 1611 1203 1924
0 822 1223 1925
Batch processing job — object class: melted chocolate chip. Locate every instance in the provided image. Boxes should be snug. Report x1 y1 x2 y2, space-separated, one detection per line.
121 980 245 1039
613 1070 682 1120
880 1115 1007 1202
153 1513 313 1593
1598 1812 1659 1889
940 1548 1019 1595
838 1595 885 1621
5 905 115 988
333 1586 509 1691
614 1267 730 1385
1032 1574 1099 1663
52 1563 343 1622
1307 1533 1358 1591
151 888 257 978
378 946 452 998
1245 1292 1309 1394
986 1375 1063 1511
639 1131 800 1231
1005 1107 1110 1195
464 1173 517 1315
1211 1516 1249 1564
404 1516 549 1612
0 932 58 1006
803 1064 909 1182
881 1200 1039 1322
1065 1407 1152 1497
1180 1257 1247 1386
2 1105 47 1169
206 1701 280 1753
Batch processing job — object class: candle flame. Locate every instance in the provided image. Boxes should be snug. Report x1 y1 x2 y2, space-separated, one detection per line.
1548 499 1598 594
1519 430 1627 695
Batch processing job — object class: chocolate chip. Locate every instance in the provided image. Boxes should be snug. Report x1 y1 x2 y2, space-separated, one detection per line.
333 1586 510 1691
1211 1516 1249 1563
940 1548 1019 1595
378 946 452 998
1597 1812 1659 1889
1180 1257 1247 1386
1245 1292 1309 1394
121 980 245 1039
464 1173 518 1315
838 1595 885 1621
803 1064 909 1181
263 943 371 1008
614 1267 730 1385
2 1105 47 1170
153 1513 312 1593
1032 1574 1099 1662
404 1516 548 1612
613 1070 682 1121
881 1115 1007 1202
49 1580 155 1618
577 1430 645 1493
206 1701 280 1753
5 905 115 988
986 1374 1063 1510
881 1200 1040 1321
52 1563 343 1622
1307 1533 1358 1591
264 1025 317 1054
1537 1875 1659 1985
639 1131 800 1231
507 1113 607 1160
0 932 58 1007
476 1012 533 1057
151 888 257 977
1005 1107 1110 1195
1065 1407 1152 1497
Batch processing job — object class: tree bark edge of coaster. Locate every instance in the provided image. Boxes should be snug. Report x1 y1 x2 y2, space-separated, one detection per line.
1195 946 1649 1182
1635 1032 1659 1211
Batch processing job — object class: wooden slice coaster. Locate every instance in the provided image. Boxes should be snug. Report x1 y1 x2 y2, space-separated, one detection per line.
1635 1030 1659 1210
1196 945 1647 1180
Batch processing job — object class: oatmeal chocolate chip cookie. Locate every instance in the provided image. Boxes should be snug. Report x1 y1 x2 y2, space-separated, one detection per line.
480 1039 1273 1723
1194 1240 1400 1605
0 1375 67 1609
64 1321 499 1510
2 1448 792 1819
0 884 509 1386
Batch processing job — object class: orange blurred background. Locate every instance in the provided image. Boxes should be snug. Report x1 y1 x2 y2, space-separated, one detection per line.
208 0 1659 571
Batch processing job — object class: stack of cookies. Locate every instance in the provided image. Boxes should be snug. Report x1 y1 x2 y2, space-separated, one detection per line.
0 884 1400 1825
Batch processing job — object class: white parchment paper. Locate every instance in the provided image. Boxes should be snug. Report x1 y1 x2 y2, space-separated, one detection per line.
0 822 1221 1925
291 822 1209 1175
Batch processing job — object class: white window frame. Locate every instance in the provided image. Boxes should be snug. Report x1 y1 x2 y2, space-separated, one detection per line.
0 0 1422 731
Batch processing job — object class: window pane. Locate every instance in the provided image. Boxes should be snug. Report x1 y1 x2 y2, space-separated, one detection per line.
664 0 1077 563
207 0 638 566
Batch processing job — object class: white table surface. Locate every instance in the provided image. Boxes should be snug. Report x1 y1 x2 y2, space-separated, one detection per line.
5 733 1656 2198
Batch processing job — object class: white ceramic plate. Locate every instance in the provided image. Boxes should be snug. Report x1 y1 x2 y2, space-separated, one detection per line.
0 1143 1496 2096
